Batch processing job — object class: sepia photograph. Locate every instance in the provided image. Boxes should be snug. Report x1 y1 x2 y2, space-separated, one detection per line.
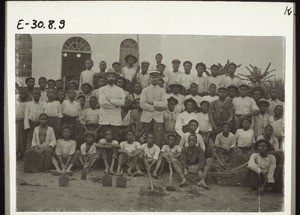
6 1 294 215
14 34 285 212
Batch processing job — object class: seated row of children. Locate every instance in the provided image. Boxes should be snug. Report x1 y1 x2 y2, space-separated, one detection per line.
23 112 283 193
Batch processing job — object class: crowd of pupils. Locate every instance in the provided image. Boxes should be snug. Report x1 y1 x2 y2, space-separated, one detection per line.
15 53 284 193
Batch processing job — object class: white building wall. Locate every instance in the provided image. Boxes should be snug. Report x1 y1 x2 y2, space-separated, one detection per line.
30 34 285 80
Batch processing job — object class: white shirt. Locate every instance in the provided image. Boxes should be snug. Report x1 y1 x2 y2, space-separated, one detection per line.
207 76 222 89
214 132 235 150
140 84 168 123
232 96 259 115
31 126 56 148
221 76 242 87
98 85 125 126
197 112 212 132
267 99 284 116
16 101 27 120
80 143 97 155
55 139 76 156
80 108 100 125
175 111 199 137
196 76 209 94
179 132 206 151
257 135 280 151
122 66 137 82
24 100 44 129
43 101 63 118
161 145 181 157
248 153 276 183
167 70 183 84
136 72 150 89
120 141 141 153
79 69 96 88
141 143 160 160
176 73 198 90
234 128 256 147
201 95 218 104
40 90 48 103
269 116 284 138
62 100 81 117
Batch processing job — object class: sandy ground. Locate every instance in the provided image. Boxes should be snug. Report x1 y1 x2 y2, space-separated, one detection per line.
16 160 283 212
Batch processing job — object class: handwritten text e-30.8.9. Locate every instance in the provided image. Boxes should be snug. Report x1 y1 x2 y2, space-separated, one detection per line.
17 19 65 30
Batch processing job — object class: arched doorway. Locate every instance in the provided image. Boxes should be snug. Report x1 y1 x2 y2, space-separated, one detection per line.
119 38 139 67
15 34 32 78
61 37 91 87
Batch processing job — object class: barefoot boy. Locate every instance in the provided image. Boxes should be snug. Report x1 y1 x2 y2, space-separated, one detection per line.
79 131 98 171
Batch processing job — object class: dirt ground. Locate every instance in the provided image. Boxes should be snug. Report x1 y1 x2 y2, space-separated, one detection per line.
16 160 283 212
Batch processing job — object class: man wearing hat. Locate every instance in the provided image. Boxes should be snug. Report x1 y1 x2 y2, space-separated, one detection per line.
252 99 270 139
140 70 168 148
98 70 125 139
210 87 234 134
121 54 139 83
176 61 198 91
135 61 150 89
233 84 260 128
167 82 185 112
221 62 242 87
79 59 96 89
248 139 283 194
167 59 183 84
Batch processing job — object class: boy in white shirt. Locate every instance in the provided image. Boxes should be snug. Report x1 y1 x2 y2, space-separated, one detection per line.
167 82 185 112
117 130 143 176
140 133 161 178
52 125 79 175
207 64 222 89
234 117 256 164
79 59 96 89
79 131 98 171
252 99 270 139
202 84 219 104
121 54 139 83
184 83 202 110
195 62 209 96
176 61 198 92
179 120 205 151
266 88 284 116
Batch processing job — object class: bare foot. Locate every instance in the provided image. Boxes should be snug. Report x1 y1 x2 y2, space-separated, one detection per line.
115 172 122 176
184 168 188 175
109 169 115 175
133 171 144 177
152 172 158 179
197 180 209 190
104 168 109 174
179 178 188 187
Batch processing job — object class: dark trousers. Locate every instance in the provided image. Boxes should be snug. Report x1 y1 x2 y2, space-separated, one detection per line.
143 120 164 148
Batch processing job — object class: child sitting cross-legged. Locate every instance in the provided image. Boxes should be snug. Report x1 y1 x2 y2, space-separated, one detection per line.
139 133 161 178
51 125 80 175
116 129 143 176
248 139 283 194
160 134 188 187
79 131 98 171
95 130 120 175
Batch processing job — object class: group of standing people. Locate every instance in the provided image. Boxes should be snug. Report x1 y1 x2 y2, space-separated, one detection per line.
15 53 284 193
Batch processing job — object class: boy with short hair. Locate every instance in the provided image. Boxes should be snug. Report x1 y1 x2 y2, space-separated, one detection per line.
176 61 198 92
79 59 96 89
117 130 143 176
251 87 264 102
80 82 93 109
56 90 66 104
79 131 98 171
56 79 64 91
248 139 283 194
140 133 161 178
38 77 48 102
52 125 79 174
234 117 256 164
42 89 63 138
24 113 56 173
207 64 222 89
221 63 242 87
267 89 284 116
158 78 165 88
136 61 151 89
95 130 120 174
175 98 199 137
168 59 183 85
25 77 35 101
80 96 101 141
47 79 56 90
227 84 239 101
184 83 202 108
180 134 212 189
269 105 284 143
163 97 180 142
252 99 270 139
160 134 188 186
195 62 209 96
179 119 205 151
16 88 28 159
257 125 280 151
24 88 44 149
233 84 260 128
202 83 218 104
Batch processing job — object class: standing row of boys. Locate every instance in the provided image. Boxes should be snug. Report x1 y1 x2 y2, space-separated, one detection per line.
16 53 284 192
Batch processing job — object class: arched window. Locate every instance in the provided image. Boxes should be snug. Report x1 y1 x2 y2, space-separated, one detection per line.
119 38 139 67
61 37 92 86
15 34 32 77
62 37 91 53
